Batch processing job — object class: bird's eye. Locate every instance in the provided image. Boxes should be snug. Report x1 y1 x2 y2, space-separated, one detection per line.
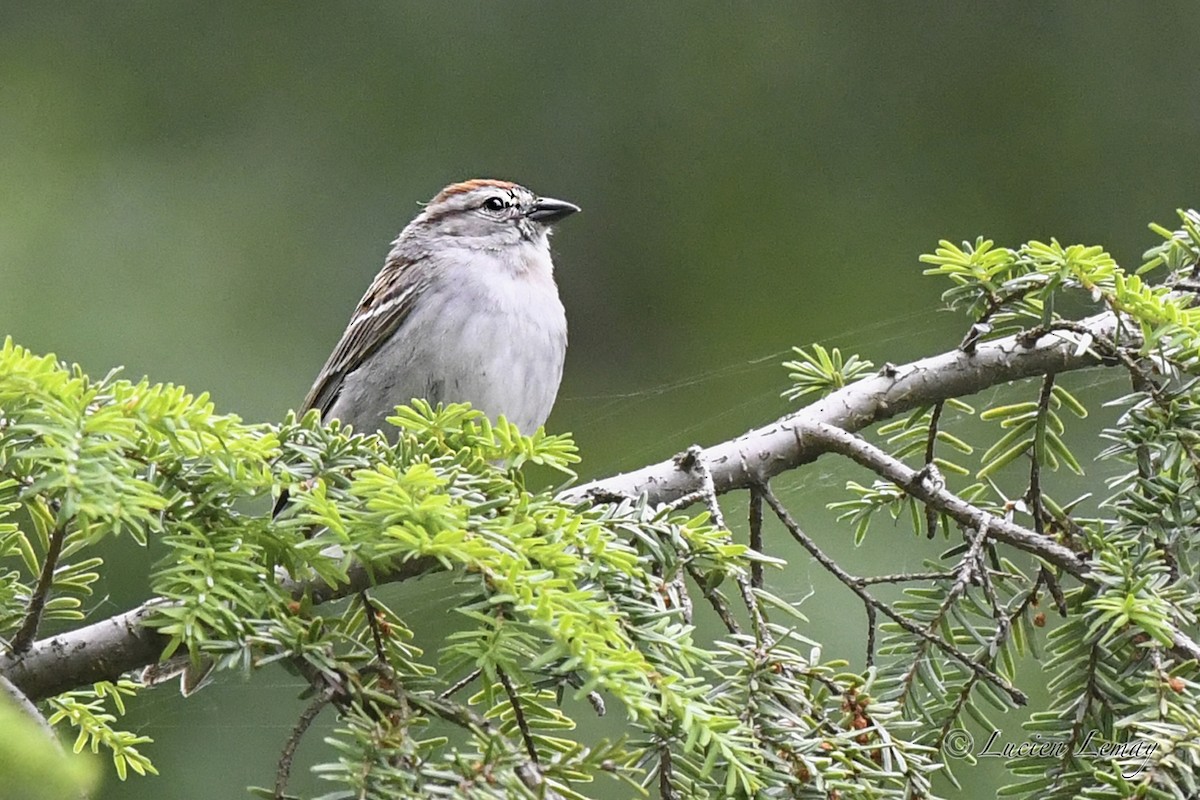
482 197 506 212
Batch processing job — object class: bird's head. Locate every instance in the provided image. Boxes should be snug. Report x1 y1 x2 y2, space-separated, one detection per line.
409 179 580 248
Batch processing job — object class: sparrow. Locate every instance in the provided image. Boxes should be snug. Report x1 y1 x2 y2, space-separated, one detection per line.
303 178 579 434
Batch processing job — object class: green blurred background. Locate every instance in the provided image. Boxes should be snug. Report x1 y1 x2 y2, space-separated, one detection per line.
3 3 1200 797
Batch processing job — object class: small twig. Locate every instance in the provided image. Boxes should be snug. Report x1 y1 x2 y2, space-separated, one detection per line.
407 691 489 730
274 687 335 800
668 448 745 636
660 489 709 513
962 284 1040 354
497 667 538 765
897 519 991 703
347 591 411 722
668 571 694 624
682 562 741 635
856 571 956 586
679 446 772 647
923 401 945 538
748 485 765 590
974 540 1005 637
681 446 727 531
760 485 1027 705
660 448 742 633
948 519 990 603
864 602 878 667
799 422 1090 579
11 524 67 654
732 572 769 645
1041 566 1069 617
1026 374 1055 538
959 322 990 354
359 591 389 666
439 668 482 700
658 741 678 800
1057 645 1101 781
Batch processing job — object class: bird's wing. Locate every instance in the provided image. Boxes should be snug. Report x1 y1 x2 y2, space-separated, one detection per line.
301 257 426 418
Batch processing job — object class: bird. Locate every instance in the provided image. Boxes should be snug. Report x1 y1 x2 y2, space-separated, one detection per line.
143 179 578 696
302 178 579 435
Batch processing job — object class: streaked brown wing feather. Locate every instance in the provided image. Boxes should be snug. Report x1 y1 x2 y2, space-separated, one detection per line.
301 257 425 417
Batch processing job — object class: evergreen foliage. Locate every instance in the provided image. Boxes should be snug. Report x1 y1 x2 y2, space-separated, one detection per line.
3 210 1200 799
0 345 934 798
802 210 1200 798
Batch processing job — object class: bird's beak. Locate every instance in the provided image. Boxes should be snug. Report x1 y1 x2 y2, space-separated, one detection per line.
526 197 581 223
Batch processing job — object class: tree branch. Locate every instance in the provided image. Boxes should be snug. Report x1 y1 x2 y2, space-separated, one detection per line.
2 309 1180 705
759 485 1028 705
10 523 67 653
800 422 1089 579
565 311 1120 505
796 421 1200 663
274 686 334 800
0 556 439 702
747 485 765 589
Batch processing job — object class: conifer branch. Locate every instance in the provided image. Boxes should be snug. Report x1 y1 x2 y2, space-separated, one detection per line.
0 556 439 702
10 524 67 654
566 310 1121 505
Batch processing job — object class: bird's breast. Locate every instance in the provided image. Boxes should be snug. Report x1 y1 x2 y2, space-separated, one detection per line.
333 248 567 435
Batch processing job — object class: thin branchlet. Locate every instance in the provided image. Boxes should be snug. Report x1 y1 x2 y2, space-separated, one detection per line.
10 524 67 654
748 485 765 590
760 484 1028 705
275 687 335 800
923 401 945 538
